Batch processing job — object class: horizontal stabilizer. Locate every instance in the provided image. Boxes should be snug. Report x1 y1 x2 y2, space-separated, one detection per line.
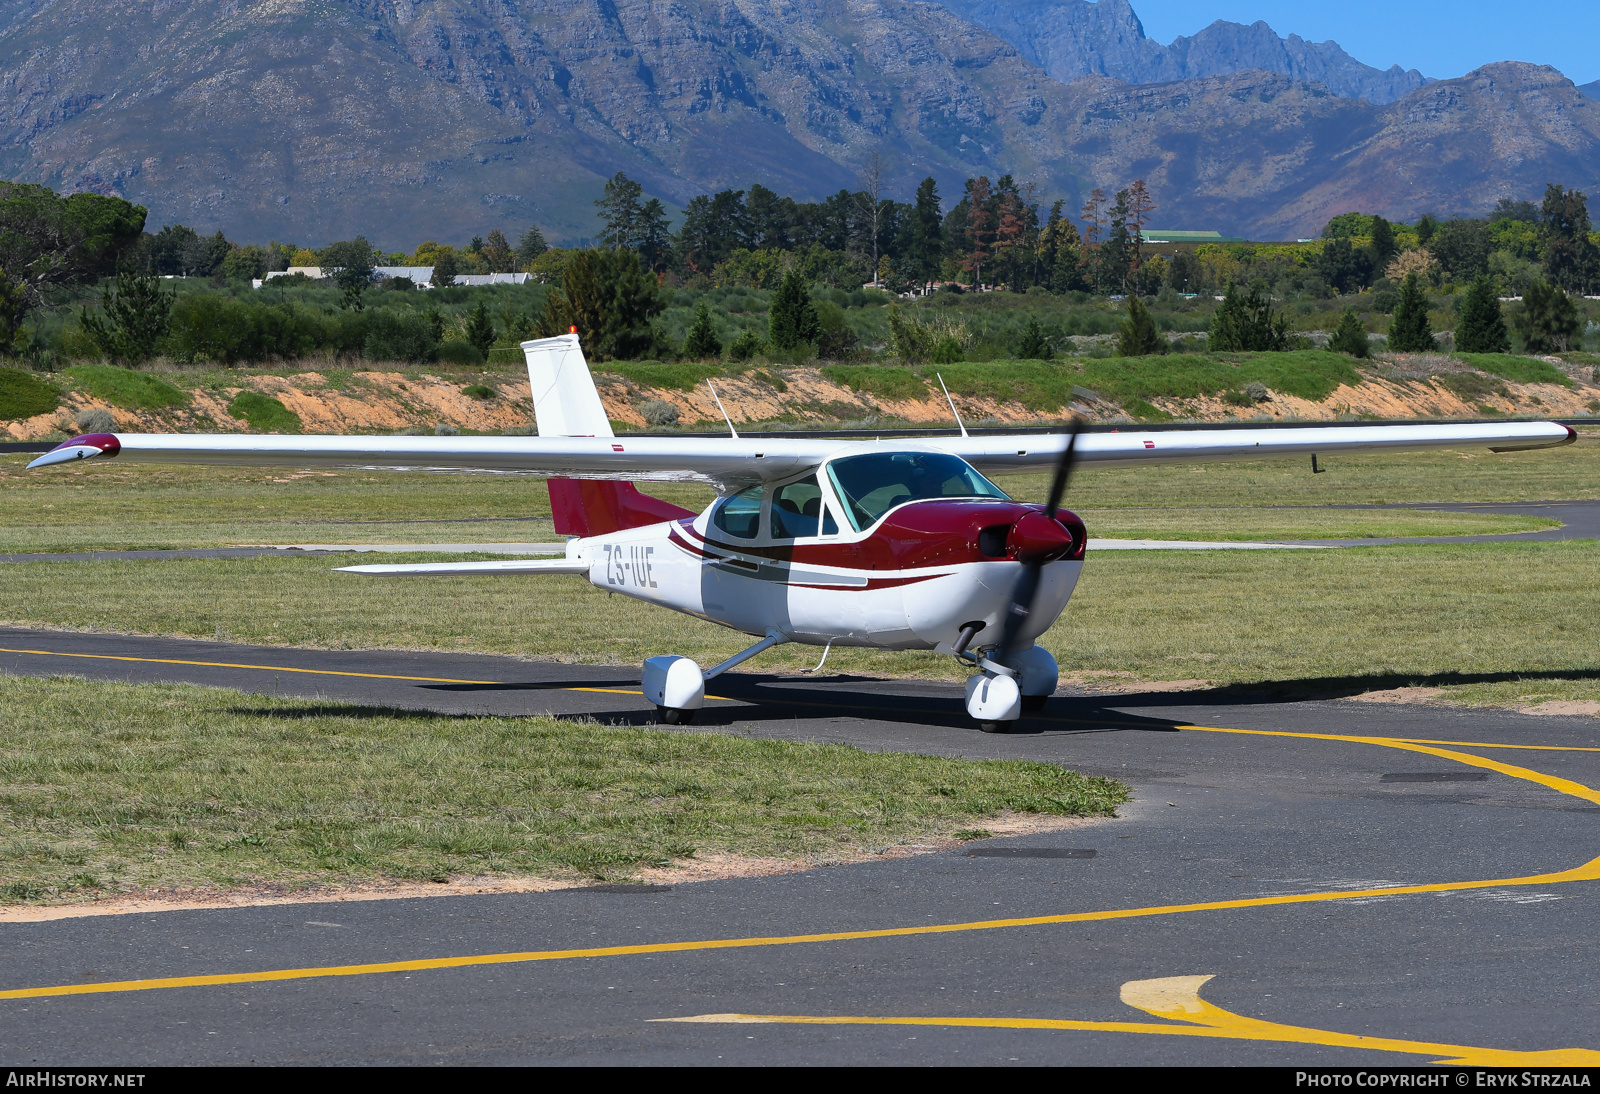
337 558 590 577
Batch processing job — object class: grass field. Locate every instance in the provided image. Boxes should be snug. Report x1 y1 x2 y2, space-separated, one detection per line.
0 674 1126 902
1 539 1596 704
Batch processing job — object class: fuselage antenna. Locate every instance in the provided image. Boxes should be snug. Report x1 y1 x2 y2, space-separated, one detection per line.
706 380 739 440
937 373 968 438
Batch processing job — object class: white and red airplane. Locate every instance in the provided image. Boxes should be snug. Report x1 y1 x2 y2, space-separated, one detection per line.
30 333 1576 730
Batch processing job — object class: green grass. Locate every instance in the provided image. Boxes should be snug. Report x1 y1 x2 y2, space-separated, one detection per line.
1456 354 1572 386
0 674 1127 900
1 538 1596 701
0 367 60 421
227 392 301 432
820 364 928 401
601 362 725 392
928 352 1364 412
64 365 187 411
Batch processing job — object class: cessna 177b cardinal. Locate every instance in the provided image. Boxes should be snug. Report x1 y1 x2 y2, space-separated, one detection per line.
30 334 1576 730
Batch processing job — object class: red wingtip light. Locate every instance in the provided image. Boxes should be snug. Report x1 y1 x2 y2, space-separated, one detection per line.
570 325 578 334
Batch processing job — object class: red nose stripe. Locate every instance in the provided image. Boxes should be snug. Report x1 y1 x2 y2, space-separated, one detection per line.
1008 511 1075 562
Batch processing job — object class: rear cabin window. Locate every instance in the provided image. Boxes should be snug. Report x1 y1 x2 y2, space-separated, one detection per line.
770 475 837 538
712 484 763 539
825 452 1009 531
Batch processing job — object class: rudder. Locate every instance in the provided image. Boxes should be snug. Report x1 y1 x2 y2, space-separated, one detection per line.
523 333 693 537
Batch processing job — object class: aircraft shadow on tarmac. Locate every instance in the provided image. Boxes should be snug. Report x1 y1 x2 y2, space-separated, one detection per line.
227 666 1600 737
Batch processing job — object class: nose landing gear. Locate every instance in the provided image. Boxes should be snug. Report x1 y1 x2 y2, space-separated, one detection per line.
961 644 1059 732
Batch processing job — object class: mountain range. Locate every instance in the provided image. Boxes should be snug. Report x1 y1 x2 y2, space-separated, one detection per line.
934 0 1430 104
1 0 1597 247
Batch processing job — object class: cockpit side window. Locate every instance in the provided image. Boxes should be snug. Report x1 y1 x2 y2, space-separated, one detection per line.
770 475 825 539
825 452 1010 531
712 484 763 539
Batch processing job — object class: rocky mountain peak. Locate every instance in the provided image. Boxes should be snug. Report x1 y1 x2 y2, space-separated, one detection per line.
935 0 1430 103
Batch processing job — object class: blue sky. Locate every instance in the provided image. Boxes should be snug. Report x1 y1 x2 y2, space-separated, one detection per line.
1129 1 1599 85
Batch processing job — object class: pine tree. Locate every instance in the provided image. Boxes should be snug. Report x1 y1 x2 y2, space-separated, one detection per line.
768 268 820 350
1207 283 1248 351
1014 316 1052 360
1327 307 1371 358
682 301 723 359
1515 279 1581 353
1117 296 1164 357
1369 217 1396 271
78 270 174 366
1454 276 1510 354
1387 272 1435 353
515 225 548 268
1208 282 1291 352
463 301 497 359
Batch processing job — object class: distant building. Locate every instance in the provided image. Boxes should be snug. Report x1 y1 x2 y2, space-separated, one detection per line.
1138 229 1248 244
257 267 531 288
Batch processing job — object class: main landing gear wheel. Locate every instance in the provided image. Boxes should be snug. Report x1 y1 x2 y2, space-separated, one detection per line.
656 705 696 725
978 720 1014 734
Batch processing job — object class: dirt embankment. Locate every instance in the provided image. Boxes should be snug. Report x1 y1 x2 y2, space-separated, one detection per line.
6 357 1597 440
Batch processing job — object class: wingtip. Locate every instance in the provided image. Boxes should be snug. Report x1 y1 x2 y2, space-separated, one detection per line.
26 433 121 470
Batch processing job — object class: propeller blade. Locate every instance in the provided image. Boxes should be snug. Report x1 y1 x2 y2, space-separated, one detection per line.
998 416 1086 658
1042 416 1084 519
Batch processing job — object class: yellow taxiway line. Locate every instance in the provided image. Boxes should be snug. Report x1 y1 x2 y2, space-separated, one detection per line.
656 974 1600 1065
0 646 711 701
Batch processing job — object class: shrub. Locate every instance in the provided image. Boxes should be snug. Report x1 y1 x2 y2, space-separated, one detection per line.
1116 297 1165 357
434 424 459 436
364 310 440 362
930 336 962 364
0 366 59 420
640 399 681 427
1223 389 1253 406
1515 279 1581 353
1243 381 1271 401
74 407 114 433
436 340 484 366
1014 316 1053 360
462 384 495 400
727 329 765 362
1327 308 1371 358
1208 283 1291 352
227 392 300 432
66 365 186 410
78 271 174 366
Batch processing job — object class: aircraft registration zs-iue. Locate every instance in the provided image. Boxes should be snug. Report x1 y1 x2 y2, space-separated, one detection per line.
30 334 1576 731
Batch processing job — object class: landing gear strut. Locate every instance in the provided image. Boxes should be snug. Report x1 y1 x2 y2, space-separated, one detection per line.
643 632 788 725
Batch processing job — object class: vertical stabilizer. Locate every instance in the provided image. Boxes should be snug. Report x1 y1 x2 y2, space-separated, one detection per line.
523 333 613 438
526 333 694 536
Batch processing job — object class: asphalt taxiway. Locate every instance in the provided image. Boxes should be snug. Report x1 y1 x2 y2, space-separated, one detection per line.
1 627 1597 1065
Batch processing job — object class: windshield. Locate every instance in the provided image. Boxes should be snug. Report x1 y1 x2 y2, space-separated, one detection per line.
825 452 1010 531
